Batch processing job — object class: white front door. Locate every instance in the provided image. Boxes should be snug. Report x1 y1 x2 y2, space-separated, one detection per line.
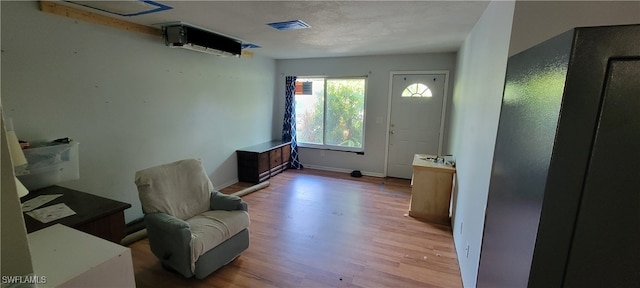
387 73 447 179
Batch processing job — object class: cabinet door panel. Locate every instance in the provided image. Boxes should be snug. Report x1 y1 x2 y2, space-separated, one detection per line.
258 152 269 174
563 59 640 288
282 144 291 165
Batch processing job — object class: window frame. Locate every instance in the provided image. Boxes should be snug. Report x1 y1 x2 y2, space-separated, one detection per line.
295 76 368 153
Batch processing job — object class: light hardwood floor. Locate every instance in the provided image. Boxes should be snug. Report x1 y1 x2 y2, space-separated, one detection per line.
129 169 462 287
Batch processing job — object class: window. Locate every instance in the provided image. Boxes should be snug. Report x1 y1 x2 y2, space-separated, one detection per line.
402 83 432 97
295 77 366 152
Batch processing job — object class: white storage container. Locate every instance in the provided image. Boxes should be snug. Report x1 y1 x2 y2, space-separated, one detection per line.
17 142 79 191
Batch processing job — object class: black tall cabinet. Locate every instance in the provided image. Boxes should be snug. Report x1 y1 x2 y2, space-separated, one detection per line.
477 25 639 288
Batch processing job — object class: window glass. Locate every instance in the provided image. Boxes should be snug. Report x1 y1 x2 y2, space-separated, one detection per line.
325 79 365 148
295 78 324 145
295 77 366 152
402 83 432 97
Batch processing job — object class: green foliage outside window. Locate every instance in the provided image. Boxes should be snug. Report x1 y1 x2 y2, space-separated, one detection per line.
325 79 365 148
295 78 365 150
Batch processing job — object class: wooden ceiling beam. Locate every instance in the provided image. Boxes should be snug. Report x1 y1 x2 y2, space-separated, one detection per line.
39 1 162 37
39 1 254 58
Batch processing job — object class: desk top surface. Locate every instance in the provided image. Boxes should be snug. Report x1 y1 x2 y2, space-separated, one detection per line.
28 224 130 286
21 186 132 233
412 154 456 172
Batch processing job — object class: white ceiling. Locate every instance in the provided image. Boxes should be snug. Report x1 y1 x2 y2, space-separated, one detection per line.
66 1 490 59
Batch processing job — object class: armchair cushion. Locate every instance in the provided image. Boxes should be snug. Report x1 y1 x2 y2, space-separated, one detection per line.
187 210 250 272
135 159 213 220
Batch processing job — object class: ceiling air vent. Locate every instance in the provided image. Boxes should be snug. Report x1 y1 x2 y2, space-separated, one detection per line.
162 24 242 57
267 20 311 31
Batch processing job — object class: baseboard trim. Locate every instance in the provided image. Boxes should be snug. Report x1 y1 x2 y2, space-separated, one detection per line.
215 167 385 190
215 177 239 190
302 164 385 178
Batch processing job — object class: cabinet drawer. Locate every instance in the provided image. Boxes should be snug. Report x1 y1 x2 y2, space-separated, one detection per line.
270 148 282 167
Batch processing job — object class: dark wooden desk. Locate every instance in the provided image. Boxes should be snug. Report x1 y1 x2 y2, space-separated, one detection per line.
22 186 131 244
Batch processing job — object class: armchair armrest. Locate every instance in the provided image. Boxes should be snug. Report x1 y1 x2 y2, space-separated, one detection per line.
145 212 190 231
144 212 194 277
210 191 248 212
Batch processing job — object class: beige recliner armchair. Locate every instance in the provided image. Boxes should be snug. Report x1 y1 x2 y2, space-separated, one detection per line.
135 159 250 279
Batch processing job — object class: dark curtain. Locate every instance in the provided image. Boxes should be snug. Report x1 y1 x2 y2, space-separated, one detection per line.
282 76 303 169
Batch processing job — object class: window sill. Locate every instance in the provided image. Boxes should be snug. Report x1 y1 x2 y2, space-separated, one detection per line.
298 145 364 155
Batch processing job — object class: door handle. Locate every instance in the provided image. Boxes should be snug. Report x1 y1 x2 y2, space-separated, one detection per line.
390 130 395 135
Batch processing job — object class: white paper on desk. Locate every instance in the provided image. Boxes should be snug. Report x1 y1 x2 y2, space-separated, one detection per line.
26 203 76 223
21 194 63 212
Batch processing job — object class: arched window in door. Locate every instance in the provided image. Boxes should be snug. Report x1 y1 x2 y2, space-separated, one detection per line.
402 83 432 98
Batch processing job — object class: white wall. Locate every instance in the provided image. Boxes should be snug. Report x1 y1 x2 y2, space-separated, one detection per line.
450 1 639 287
1 111 34 278
275 54 457 175
509 1 640 56
0 2 33 278
1 1 276 223
447 2 515 287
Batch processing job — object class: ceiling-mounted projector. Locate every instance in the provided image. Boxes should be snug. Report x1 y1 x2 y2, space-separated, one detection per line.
162 24 242 57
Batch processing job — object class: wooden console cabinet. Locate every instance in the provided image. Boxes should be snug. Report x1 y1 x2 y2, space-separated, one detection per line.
237 140 291 183
409 154 456 225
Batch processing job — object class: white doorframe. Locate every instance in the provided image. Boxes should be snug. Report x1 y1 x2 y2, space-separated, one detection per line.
384 70 450 177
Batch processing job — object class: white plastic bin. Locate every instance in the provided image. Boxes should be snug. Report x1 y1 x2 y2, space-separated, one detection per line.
17 142 79 191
